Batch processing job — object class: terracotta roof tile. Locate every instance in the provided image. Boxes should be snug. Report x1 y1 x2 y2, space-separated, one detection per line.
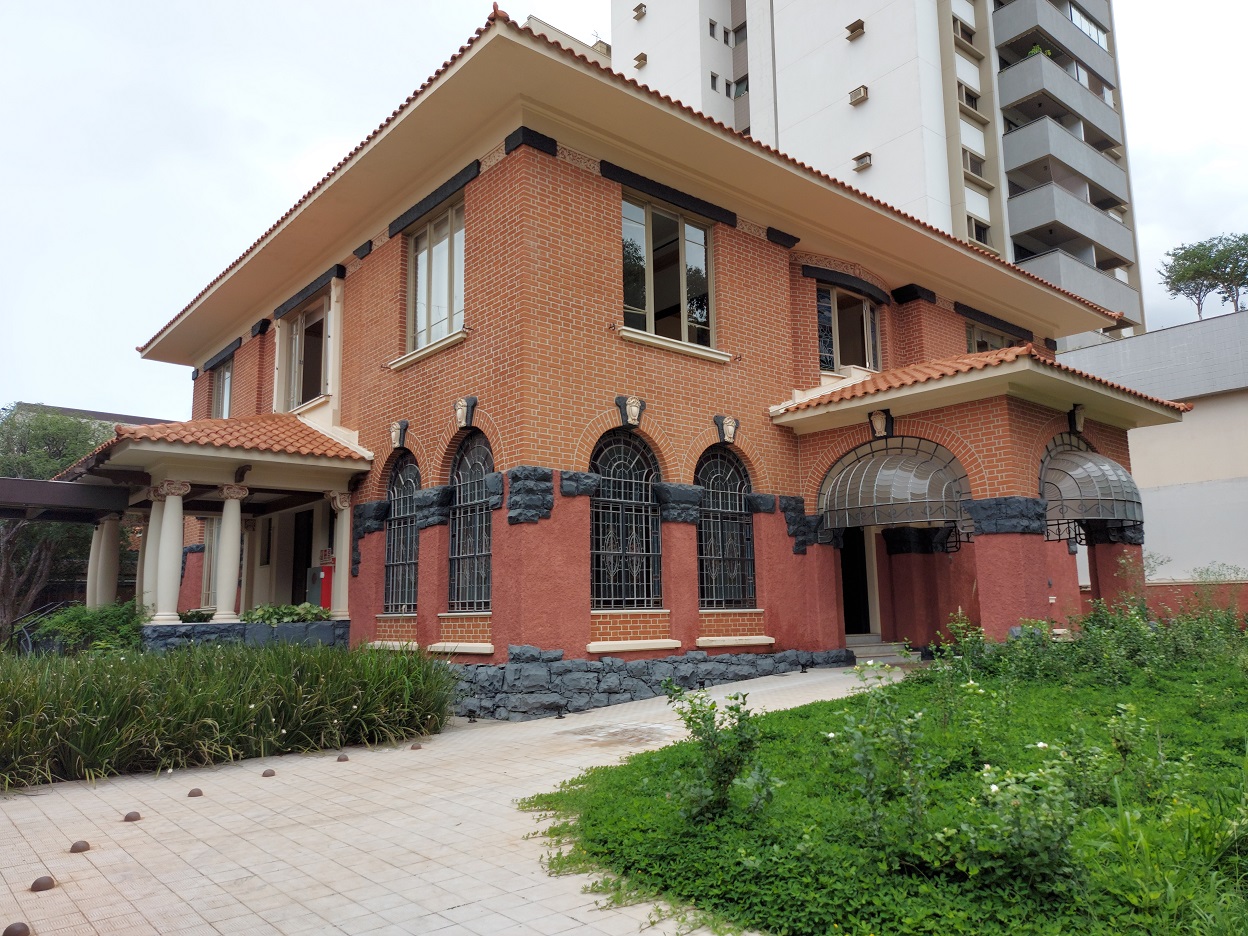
140 5 1119 356
774 344 1192 415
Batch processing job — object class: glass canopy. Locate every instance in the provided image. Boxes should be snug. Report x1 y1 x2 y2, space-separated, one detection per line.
820 437 972 531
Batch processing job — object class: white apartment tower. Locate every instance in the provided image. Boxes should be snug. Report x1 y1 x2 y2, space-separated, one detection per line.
611 0 1144 341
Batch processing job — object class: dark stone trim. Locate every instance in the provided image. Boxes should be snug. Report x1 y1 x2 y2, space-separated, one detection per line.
1084 520 1145 546
456 396 478 428
817 526 846 549
744 493 775 514
388 161 481 238
251 318 271 338
353 240 373 260
800 266 892 306
504 126 558 157
954 301 1033 343
412 486 453 529
351 500 389 576
614 395 646 429
653 483 703 523
766 227 800 249
963 497 1046 536
273 265 346 319
779 495 822 554
203 338 242 373
600 161 737 227
506 466 554 524
560 471 601 497
143 620 349 653
1044 337 1058 352
191 369 199 381
891 283 937 305
484 473 504 511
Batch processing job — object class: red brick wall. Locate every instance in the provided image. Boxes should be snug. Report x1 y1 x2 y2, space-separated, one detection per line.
229 330 273 418
191 373 212 420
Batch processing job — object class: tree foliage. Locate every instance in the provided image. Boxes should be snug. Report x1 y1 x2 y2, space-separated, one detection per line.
1159 234 1248 319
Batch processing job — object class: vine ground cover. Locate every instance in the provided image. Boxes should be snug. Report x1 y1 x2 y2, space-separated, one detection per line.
524 605 1248 936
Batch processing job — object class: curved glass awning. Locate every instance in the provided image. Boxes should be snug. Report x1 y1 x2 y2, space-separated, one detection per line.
820 437 972 531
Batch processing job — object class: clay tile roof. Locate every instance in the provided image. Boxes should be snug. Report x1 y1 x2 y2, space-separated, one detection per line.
774 344 1193 415
140 4 1119 356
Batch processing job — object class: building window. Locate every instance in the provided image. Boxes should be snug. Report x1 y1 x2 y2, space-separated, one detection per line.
957 83 979 112
285 297 327 410
734 23 747 44
201 518 218 609
590 429 662 609
710 72 718 92
967 216 991 246
1069 3 1108 50
708 19 716 37
962 148 986 178
953 17 974 43
816 285 881 372
384 452 421 614
408 203 465 351
696 446 755 609
724 80 733 98
966 323 1022 354
733 74 749 98
621 197 712 347
723 26 731 45
448 430 493 612
210 357 232 419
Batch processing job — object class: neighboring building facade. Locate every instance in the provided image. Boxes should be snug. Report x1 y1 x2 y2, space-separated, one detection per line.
1062 312 1248 598
60 11 1181 682
611 0 1145 343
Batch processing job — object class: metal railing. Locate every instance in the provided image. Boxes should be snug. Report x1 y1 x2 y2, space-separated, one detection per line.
5 600 75 654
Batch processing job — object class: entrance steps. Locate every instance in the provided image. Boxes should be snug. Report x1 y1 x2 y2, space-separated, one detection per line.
844 635 916 666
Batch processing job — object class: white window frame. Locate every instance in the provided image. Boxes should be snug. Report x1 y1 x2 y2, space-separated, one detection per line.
816 285 881 373
967 215 991 246
210 356 232 419
966 323 1022 354
407 202 465 352
621 196 715 348
284 296 329 412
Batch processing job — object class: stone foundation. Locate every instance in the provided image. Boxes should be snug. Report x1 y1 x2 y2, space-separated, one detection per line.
142 620 351 652
451 644 856 721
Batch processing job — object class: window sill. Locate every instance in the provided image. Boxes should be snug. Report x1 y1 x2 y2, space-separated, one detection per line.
964 169 994 190
591 608 670 615
587 638 681 654
289 394 331 416
619 326 732 363
954 35 983 61
438 611 491 619
959 101 990 126
427 641 494 655
696 635 775 648
388 330 467 372
699 608 765 615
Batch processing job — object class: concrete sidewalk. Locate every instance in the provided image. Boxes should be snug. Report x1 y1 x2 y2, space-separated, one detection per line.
1 667 867 935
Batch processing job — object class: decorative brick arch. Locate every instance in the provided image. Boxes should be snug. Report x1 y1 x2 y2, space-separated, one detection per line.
680 426 771 492
431 408 506 486
572 409 676 481
360 435 431 502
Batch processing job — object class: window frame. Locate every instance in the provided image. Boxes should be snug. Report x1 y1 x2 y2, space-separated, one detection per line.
966 323 1023 354
621 196 716 349
384 452 422 615
967 215 991 246
589 429 663 610
406 201 466 353
447 430 494 613
695 446 756 610
210 356 233 419
284 296 329 412
816 284 882 373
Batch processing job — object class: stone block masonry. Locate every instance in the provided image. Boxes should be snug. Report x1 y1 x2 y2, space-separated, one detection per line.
450 643 855 721
142 621 350 652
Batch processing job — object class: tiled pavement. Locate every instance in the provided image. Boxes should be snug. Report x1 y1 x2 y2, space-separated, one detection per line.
1 668 868 935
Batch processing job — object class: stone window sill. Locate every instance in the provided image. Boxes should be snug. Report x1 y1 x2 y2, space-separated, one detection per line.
427 641 494 654
289 394 331 416
696 635 775 648
590 608 670 616
438 611 492 619
619 326 731 364
388 330 467 372
698 608 765 615
587 638 681 654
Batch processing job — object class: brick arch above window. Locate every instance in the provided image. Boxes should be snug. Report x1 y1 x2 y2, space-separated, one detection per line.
431 407 506 487
571 407 675 480
680 425 771 492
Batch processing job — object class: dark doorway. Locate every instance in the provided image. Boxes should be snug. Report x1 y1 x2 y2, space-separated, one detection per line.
840 527 872 635
291 509 314 604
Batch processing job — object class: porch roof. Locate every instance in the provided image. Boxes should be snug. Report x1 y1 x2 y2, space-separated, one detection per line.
770 345 1190 436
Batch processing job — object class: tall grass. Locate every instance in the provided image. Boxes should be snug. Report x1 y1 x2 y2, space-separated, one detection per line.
0 643 456 790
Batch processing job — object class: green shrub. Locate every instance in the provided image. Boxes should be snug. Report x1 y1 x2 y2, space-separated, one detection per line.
178 608 214 623
240 602 333 625
0 643 456 790
31 600 146 653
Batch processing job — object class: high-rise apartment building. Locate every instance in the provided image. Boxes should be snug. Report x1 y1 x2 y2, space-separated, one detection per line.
611 0 1144 344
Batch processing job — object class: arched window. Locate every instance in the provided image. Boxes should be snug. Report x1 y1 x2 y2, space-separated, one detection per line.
448 430 494 612
695 446 755 609
590 429 662 609
384 452 421 614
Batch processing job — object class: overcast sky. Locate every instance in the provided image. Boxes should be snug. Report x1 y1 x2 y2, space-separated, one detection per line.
2 1 1244 422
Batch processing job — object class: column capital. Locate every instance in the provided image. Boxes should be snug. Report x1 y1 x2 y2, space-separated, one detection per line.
219 484 249 501
324 490 352 512
155 480 192 499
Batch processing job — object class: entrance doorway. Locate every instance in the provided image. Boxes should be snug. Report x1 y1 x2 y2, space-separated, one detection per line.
291 509 314 604
840 527 872 635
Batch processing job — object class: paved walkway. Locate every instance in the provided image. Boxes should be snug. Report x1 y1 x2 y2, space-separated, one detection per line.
2 668 868 935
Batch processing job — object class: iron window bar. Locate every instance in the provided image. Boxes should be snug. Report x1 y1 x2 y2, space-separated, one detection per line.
590 429 663 609
695 446 756 609
384 453 421 614
448 431 494 612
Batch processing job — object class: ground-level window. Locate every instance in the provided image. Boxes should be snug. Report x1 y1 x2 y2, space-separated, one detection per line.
817 285 880 372
201 518 218 609
285 297 327 410
695 446 755 609
448 431 493 612
384 452 421 614
622 198 712 347
590 429 662 609
408 203 465 351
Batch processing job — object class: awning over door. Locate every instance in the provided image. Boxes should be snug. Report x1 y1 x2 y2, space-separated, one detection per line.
820 437 972 531
1041 446 1142 540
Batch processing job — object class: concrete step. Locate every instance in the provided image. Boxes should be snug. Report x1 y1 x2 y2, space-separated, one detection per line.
844 636 915 665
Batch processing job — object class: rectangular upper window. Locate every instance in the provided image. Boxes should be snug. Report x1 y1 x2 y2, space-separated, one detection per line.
967 215 990 246
210 356 232 419
967 323 1022 354
285 297 327 410
817 285 880 372
408 203 465 351
622 197 713 348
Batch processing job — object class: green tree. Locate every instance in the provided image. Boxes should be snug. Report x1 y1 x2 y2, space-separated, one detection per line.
1159 239 1220 319
1212 232 1248 313
0 405 113 645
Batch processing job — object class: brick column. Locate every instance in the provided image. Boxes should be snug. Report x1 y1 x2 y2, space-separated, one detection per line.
965 498 1051 641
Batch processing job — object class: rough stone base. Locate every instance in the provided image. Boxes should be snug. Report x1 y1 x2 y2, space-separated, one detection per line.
141 620 351 652
451 644 856 722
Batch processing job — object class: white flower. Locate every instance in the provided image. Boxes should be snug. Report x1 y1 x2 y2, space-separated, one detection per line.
866 660 875 666
249 704 255 709
1035 741 1049 750
280 729 286 735
990 784 1000 794
166 768 173 774
825 732 837 740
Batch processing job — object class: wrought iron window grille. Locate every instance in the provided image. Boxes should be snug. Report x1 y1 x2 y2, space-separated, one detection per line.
448 431 494 612
695 446 756 609
384 453 422 614
590 429 663 609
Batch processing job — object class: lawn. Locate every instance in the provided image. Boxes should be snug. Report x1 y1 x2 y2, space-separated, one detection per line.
524 605 1248 935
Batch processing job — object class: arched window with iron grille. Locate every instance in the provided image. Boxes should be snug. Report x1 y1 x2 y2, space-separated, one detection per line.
384 452 421 614
448 431 494 612
695 446 755 609
590 429 662 609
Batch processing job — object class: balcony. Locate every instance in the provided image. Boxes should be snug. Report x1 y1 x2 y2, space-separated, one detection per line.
1008 182 1136 264
1003 117 1128 205
997 52 1122 146
1016 249 1142 322
993 0 1115 84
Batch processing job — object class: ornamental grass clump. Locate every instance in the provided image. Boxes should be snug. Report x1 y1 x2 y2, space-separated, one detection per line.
0 642 455 790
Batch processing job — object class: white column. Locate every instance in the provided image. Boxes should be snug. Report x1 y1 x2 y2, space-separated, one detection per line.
211 486 248 623
153 480 190 624
143 496 165 611
133 519 148 609
85 522 104 608
96 514 121 606
326 491 352 620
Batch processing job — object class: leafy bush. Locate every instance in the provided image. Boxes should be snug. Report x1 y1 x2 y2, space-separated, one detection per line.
0 643 455 790
178 608 214 623
240 602 333 625
31 600 146 653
